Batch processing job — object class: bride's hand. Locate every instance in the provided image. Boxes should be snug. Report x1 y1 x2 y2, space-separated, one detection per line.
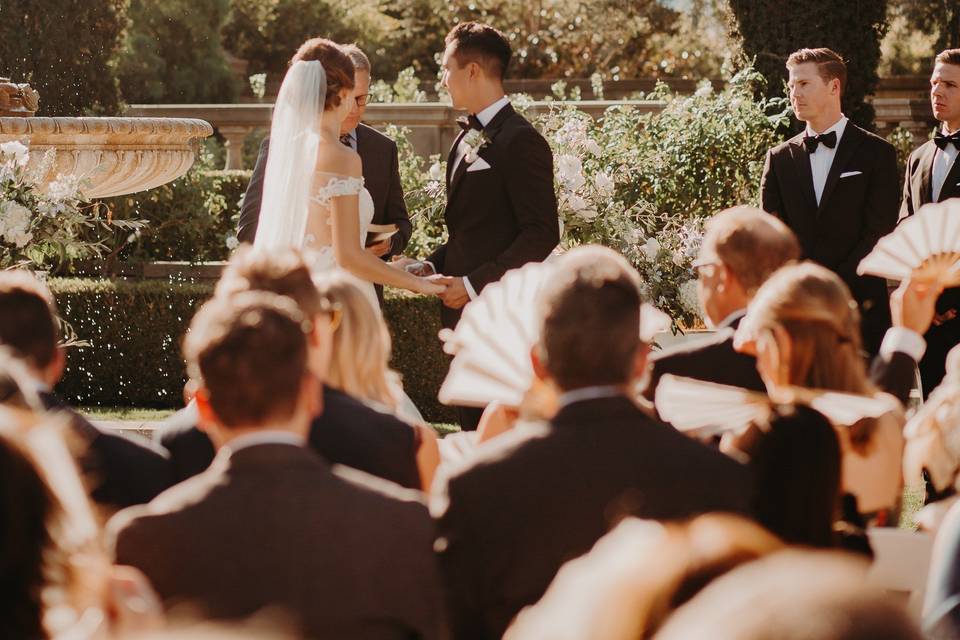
416 276 446 296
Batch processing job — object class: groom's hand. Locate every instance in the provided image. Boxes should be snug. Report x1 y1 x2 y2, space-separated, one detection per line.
438 277 470 309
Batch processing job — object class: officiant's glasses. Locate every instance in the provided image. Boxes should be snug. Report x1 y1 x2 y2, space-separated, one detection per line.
355 94 370 107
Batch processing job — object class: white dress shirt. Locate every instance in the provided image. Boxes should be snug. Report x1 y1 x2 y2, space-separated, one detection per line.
806 116 848 205
933 125 960 202
557 385 625 409
440 95 511 300
224 430 305 455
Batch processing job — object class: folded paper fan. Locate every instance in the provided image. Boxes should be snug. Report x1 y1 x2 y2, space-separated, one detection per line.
438 261 672 408
654 374 899 438
857 199 960 286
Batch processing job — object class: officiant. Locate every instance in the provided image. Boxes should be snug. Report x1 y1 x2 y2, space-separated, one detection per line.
236 44 413 305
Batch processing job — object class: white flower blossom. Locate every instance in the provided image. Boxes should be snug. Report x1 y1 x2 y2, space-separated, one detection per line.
46 174 80 201
11 231 32 247
0 141 29 167
672 250 687 267
577 208 599 220
566 193 588 211
584 139 602 156
557 154 585 190
427 161 443 181
1 200 32 245
225 235 239 250
642 237 661 260
679 279 702 317
595 172 614 196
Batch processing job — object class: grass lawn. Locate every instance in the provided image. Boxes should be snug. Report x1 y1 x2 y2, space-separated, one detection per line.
80 406 175 422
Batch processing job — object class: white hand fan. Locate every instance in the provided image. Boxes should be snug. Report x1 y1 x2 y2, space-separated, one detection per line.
654 374 899 438
439 261 672 408
858 199 960 286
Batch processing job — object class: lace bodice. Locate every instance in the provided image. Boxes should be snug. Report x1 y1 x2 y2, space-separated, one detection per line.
304 172 374 252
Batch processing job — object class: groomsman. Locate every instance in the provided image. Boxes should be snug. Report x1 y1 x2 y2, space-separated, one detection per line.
761 48 899 356
900 49 960 396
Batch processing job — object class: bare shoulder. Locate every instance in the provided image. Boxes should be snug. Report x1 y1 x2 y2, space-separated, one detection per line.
314 141 362 177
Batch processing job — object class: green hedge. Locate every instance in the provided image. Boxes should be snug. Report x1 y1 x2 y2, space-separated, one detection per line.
49 278 455 423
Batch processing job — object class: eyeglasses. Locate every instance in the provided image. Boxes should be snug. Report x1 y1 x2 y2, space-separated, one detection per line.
355 94 370 107
691 260 721 277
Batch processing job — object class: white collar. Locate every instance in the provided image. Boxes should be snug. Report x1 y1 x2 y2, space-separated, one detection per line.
224 430 304 455
716 308 747 330
557 385 624 409
475 96 510 127
805 115 847 141
343 127 357 140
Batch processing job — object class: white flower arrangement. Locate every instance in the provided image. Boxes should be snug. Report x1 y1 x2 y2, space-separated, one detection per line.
461 129 491 164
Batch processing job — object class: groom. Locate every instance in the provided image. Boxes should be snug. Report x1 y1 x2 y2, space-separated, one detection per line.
412 22 559 428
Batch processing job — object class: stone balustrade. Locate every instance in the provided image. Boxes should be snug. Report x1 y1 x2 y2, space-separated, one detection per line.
125 96 938 171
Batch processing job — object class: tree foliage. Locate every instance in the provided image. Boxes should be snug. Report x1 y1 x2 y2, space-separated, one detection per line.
0 0 127 115
117 0 237 103
727 0 889 130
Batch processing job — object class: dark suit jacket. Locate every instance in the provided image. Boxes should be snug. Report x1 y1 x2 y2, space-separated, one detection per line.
427 104 559 328
39 391 172 509
108 443 446 639
760 122 900 354
157 386 421 490
899 138 960 396
432 395 752 639
236 123 413 259
644 313 764 403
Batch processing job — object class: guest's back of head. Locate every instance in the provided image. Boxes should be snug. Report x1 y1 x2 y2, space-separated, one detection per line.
0 270 59 374
216 247 330 318
655 550 921 640
748 405 842 548
536 245 646 391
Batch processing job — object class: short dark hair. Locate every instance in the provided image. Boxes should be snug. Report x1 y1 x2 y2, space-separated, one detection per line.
937 48 960 66
537 246 645 390
445 21 512 80
0 271 58 369
184 292 311 428
786 48 847 95
291 37 355 110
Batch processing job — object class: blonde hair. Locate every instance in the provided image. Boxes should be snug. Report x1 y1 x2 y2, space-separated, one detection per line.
313 272 400 410
747 262 878 449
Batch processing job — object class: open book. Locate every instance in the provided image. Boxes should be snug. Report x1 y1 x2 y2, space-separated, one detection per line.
366 223 399 247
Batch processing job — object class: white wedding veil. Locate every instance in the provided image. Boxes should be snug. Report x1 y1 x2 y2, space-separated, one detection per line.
254 60 326 249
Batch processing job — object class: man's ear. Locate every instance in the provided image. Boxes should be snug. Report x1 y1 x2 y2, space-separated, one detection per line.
531 344 549 382
44 346 67 386
192 386 223 443
632 341 651 381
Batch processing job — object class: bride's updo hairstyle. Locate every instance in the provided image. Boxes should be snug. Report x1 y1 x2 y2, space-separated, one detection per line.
291 37 355 110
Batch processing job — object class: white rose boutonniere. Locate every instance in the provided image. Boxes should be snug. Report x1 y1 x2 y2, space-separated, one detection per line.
462 129 491 165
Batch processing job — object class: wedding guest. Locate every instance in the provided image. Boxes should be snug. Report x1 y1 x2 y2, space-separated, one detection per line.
237 43 412 304
761 48 899 356
924 499 960 638
505 514 782 640
655 550 921 640
158 248 424 490
899 49 960 397
313 271 440 490
0 270 171 511
431 245 752 640
734 262 905 524
645 206 800 399
109 293 446 639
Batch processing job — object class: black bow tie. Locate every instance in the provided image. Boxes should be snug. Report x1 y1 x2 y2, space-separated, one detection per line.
339 133 353 147
457 114 484 132
935 129 960 151
803 131 837 154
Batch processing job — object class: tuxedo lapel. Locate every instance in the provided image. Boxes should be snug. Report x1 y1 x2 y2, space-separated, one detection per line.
818 124 864 214
447 104 517 205
915 141 936 204
446 129 467 189
788 136 818 213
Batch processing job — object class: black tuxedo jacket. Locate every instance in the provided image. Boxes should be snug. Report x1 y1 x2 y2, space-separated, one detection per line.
432 395 752 639
236 123 412 258
427 104 559 328
39 391 172 509
157 386 421 490
108 444 446 639
760 122 900 353
899 138 960 395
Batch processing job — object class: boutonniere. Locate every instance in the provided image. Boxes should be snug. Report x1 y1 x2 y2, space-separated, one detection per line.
462 129 492 164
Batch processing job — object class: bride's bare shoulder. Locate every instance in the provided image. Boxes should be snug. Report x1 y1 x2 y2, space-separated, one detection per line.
314 141 362 177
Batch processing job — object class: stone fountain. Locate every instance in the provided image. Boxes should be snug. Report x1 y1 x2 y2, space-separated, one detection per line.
0 79 212 198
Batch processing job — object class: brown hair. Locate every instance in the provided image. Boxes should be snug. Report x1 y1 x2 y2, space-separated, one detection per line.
706 206 800 296
313 272 399 409
936 48 960 66
216 247 333 319
786 48 847 95
183 293 311 428
290 37 355 110
0 270 58 369
445 21 512 80
537 246 645 390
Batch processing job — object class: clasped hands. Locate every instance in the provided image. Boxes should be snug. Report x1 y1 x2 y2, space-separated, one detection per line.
392 256 470 309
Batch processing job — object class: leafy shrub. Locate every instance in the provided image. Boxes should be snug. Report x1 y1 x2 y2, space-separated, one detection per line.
0 0 127 115
51 278 455 422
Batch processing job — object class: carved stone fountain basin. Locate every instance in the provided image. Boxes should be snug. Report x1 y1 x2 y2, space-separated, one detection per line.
0 116 213 198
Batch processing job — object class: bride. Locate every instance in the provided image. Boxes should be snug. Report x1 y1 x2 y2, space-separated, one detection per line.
254 39 445 303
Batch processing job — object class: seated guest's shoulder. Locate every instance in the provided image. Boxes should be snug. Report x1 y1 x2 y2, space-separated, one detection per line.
156 405 200 444
651 328 736 364
439 421 554 487
332 463 427 508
